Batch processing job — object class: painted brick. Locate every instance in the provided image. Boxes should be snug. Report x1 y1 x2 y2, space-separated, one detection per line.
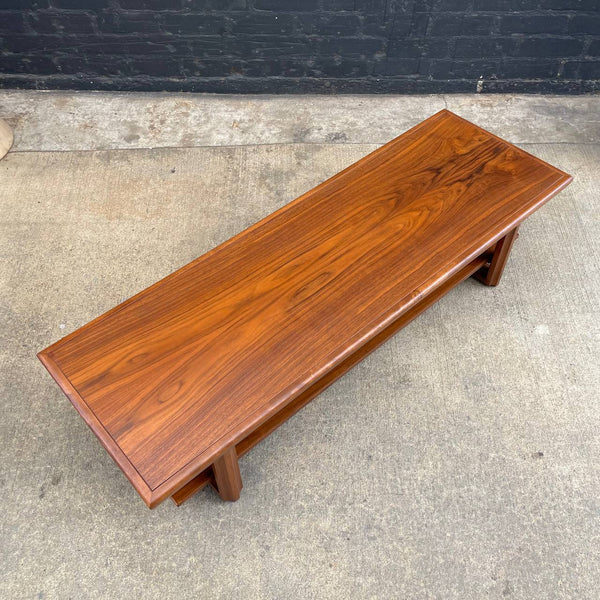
297 14 363 36
431 15 494 37
500 15 569 35
29 11 97 34
98 12 162 34
0 0 48 7
516 37 584 58
569 16 600 35
454 37 512 58
0 0 596 93
427 58 501 79
0 53 55 74
500 59 560 79
53 0 109 8
0 10 30 33
161 13 229 35
254 0 319 11
230 13 295 34
588 39 600 56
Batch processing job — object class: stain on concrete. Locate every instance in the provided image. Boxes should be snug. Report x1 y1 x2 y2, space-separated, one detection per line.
123 133 140 143
502 580 514 596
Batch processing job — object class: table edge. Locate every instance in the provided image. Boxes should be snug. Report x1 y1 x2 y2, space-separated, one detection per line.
147 170 572 507
37 348 158 507
37 110 573 508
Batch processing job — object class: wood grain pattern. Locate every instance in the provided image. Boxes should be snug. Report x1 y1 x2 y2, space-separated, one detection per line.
171 252 490 506
38 110 572 508
212 447 243 501
475 227 519 286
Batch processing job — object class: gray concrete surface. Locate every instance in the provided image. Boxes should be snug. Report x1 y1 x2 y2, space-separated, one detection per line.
0 91 598 600
1 90 599 151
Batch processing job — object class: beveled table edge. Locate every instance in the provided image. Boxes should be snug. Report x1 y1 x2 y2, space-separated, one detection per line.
37 109 573 508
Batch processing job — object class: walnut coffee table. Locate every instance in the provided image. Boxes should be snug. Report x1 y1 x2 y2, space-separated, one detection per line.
38 110 572 508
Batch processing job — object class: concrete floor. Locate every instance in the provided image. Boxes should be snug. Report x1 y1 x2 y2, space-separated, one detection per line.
0 91 598 599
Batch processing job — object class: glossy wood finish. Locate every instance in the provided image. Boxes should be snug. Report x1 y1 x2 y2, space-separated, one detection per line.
475 227 519 286
212 447 243 502
38 110 572 508
171 252 490 506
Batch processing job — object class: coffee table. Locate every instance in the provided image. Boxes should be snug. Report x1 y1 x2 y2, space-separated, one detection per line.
38 110 572 508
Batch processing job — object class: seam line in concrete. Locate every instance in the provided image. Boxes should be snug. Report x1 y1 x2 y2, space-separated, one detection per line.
6 141 599 155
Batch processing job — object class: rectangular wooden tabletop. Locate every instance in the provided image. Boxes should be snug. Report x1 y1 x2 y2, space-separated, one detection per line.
39 110 572 507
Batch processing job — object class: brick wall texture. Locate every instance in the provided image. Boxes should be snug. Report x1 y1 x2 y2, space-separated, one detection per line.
0 0 598 93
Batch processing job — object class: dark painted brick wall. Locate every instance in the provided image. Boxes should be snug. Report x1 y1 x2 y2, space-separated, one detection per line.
0 0 599 93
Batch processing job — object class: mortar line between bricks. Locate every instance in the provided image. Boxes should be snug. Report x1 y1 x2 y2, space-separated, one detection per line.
6 141 600 155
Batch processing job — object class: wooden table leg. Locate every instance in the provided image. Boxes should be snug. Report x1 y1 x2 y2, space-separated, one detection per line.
475 227 519 286
212 446 243 501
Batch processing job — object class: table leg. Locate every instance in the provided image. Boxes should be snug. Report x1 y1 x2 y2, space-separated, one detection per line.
212 446 243 501
475 227 519 286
